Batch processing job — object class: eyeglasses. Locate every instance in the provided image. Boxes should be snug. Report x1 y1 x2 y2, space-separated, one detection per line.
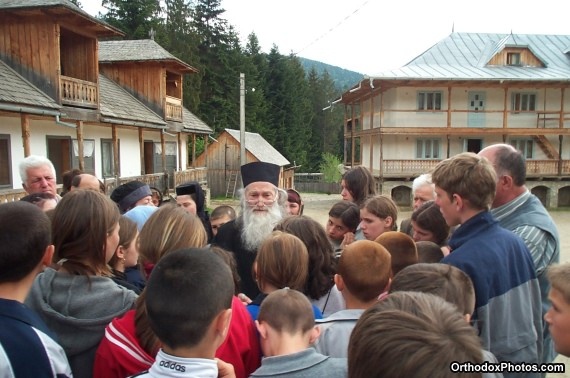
246 197 276 207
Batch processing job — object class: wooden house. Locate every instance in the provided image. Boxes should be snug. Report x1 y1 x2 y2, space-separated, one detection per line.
195 128 291 197
338 33 570 208
0 0 212 199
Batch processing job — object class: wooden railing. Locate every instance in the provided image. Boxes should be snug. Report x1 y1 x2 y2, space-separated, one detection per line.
174 167 208 187
165 96 183 122
344 159 570 178
60 75 98 108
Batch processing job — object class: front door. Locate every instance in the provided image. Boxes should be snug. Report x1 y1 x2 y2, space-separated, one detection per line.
468 92 486 127
47 136 72 184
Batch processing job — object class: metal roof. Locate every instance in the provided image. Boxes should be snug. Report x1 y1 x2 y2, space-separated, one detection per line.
225 129 290 167
99 74 166 129
0 60 60 110
372 33 570 81
99 40 198 73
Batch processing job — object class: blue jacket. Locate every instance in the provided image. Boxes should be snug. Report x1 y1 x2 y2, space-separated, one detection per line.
443 211 542 377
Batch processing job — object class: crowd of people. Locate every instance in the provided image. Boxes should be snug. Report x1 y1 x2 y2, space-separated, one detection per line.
0 144 567 378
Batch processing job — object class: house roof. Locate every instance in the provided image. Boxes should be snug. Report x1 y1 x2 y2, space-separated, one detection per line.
99 40 198 74
225 129 290 167
0 0 123 37
371 33 570 81
0 60 60 111
180 108 213 134
99 74 166 129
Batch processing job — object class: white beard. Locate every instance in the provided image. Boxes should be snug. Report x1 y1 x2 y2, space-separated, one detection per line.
240 202 284 251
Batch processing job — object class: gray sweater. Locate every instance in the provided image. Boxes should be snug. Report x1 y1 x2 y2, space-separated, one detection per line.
250 348 347 378
25 268 138 378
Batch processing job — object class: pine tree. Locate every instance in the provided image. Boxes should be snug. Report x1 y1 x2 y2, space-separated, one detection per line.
101 0 162 39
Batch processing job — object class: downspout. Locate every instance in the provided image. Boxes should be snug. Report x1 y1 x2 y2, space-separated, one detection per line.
55 114 76 128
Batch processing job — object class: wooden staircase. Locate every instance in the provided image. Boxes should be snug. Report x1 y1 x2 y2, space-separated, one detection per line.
532 135 558 159
225 171 240 198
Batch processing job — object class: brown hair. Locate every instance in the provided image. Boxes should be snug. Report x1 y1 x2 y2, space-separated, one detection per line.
258 288 315 335
411 201 450 246
431 152 496 211
415 241 444 263
328 201 360 232
255 231 309 292
348 292 483 378
135 205 208 355
342 166 376 206
108 216 139 270
390 263 476 315
274 216 336 300
138 206 207 265
374 231 418 276
52 190 119 276
548 263 570 303
209 245 241 295
361 195 398 231
338 240 391 302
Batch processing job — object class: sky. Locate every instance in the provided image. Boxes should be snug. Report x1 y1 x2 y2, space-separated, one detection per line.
81 0 570 76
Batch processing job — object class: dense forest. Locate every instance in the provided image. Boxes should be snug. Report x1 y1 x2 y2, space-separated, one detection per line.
79 0 365 172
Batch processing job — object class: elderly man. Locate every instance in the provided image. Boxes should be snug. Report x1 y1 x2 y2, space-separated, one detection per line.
479 143 560 364
400 173 435 236
19 155 58 197
213 161 286 299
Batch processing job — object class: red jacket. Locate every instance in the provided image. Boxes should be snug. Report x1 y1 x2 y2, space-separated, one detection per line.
93 296 261 378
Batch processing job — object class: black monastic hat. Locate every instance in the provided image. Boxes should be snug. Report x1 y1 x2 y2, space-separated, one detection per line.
240 161 280 187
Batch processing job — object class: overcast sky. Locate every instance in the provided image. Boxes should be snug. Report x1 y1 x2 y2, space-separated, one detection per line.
82 0 570 76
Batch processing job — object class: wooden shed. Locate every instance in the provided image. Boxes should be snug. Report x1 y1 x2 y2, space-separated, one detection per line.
195 129 292 197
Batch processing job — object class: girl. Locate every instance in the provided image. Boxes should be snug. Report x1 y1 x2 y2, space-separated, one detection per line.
109 216 142 294
340 166 376 206
359 195 398 241
326 201 360 258
25 190 138 378
248 231 322 320
410 200 450 246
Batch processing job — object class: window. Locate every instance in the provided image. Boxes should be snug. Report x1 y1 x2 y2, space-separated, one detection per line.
416 139 441 159
71 139 95 174
510 139 533 159
101 139 120 178
512 92 536 112
0 135 11 187
507 53 521 66
417 91 442 110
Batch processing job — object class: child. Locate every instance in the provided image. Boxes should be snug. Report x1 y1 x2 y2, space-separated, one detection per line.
374 231 418 277
415 240 445 263
109 216 142 294
326 201 360 258
210 205 236 237
248 231 323 320
313 240 391 357
545 262 570 357
250 289 347 378
133 248 234 377
0 202 72 377
390 263 502 378
359 195 398 241
348 291 484 378
286 188 304 215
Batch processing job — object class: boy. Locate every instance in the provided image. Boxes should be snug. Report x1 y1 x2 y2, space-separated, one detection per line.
210 205 236 237
348 291 484 378
325 201 360 258
374 231 418 276
432 152 542 374
251 289 346 377
132 248 234 378
313 240 391 357
0 202 72 377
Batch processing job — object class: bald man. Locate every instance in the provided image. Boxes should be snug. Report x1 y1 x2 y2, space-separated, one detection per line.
479 143 560 364
70 174 102 192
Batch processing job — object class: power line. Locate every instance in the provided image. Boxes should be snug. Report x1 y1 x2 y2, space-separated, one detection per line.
293 0 372 56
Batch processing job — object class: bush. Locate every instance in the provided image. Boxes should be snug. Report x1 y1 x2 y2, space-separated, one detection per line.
320 153 342 183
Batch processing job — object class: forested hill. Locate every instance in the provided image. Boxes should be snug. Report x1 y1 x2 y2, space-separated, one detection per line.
299 58 364 91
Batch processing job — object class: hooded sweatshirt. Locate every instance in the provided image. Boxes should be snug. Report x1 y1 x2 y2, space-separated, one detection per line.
25 267 138 378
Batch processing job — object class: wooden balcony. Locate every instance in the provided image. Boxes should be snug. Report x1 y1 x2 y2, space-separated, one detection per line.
60 75 98 108
165 96 183 122
354 159 570 179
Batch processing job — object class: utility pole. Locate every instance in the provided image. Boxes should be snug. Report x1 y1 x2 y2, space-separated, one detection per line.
240 73 246 167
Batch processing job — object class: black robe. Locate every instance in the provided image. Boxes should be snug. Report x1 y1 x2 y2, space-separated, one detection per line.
212 219 260 299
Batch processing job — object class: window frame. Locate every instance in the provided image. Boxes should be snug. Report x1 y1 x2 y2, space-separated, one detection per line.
417 91 443 111
510 138 534 159
0 134 12 188
416 138 441 159
101 139 120 178
511 92 537 112
507 52 521 66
